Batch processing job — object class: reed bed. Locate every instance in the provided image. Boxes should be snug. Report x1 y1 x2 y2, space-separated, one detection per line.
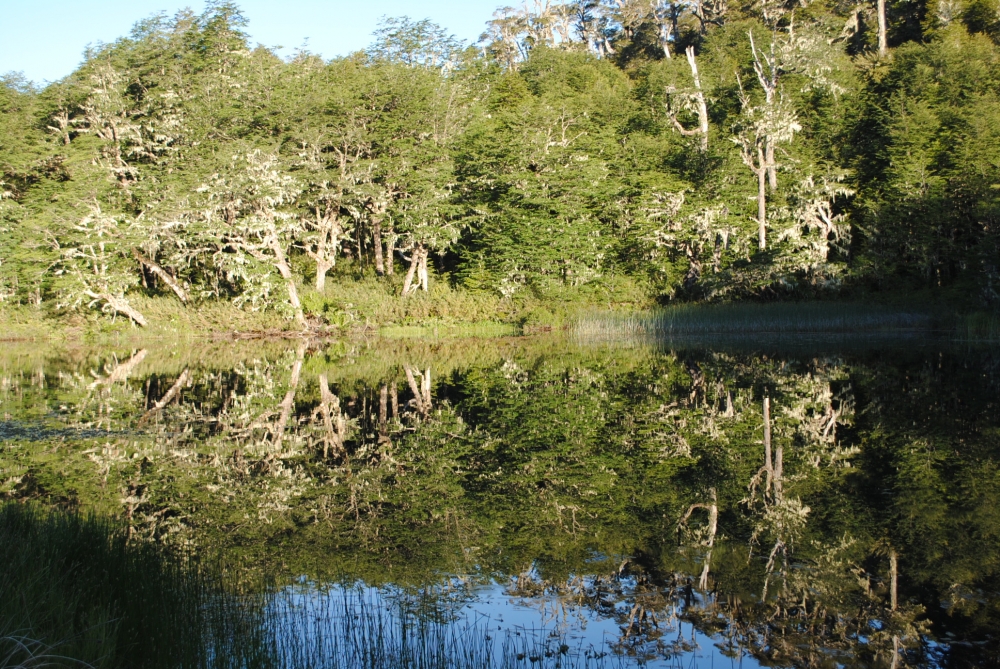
955 311 1000 341
0 503 272 669
1 503 622 669
574 302 934 340
266 585 621 669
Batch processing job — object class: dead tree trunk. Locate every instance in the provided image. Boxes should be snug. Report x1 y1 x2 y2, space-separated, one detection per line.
404 366 424 414
89 349 148 389
138 368 190 426
379 385 388 429
418 250 429 292
763 397 773 493
401 245 427 296
665 48 710 152
890 549 898 611
680 487 719 590
404 366 431 415
422 367 432 408
756 147 768 250
133 249 188 303
306 207 341 292
268 237 306 327
85 291 147 327
766 143 777 191
877 0 888 57
372 218 385 275
386 233 395 276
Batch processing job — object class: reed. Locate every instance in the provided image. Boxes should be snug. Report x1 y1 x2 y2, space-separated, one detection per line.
574 302 933 340
1 503 621 669
955 311 1000 341
0 502 272 669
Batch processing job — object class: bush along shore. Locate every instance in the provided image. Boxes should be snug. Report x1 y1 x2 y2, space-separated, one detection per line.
2 2 1000 335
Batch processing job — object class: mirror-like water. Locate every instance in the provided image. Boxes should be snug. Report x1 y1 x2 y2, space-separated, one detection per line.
1 334 997 668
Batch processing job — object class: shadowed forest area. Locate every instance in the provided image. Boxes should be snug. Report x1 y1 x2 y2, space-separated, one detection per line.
1 0 999 333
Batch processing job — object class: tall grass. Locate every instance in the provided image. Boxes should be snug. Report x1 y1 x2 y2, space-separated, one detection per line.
574 302 934 340
1 504 622 669
955 311 1000 341
266 585 620 669
0 502 272 669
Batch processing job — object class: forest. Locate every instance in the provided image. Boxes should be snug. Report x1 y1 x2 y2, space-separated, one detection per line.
1 0 999 330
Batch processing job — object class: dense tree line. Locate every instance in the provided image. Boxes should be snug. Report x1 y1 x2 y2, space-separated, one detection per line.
1 0 999 326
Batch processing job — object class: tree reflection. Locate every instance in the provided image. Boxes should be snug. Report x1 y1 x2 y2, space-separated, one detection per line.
0 339 997 667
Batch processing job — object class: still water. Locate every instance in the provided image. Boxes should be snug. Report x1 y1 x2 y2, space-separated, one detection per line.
1 334 997 668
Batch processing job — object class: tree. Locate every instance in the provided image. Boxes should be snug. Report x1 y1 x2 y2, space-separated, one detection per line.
51 200 148 326
732 31 802 251
197 150 306 325
664 46 710 151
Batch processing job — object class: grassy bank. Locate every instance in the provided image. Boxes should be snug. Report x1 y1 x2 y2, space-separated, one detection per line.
0 274 655 341
3 277 998 343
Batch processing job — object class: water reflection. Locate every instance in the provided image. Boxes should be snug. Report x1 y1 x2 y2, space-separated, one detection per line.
1 335 997 668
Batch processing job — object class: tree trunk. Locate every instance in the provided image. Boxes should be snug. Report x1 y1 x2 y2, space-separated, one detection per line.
310 212 338 292
401 250 419 296
877 0 888 57
372 218 385 275
386 234 395 276
133 249 188 303
685 47 710 152
319 373 346 460
766 142 777 191
763 397 772 493
422 367 432 409
889 549 898 611
404 365 426 415
660 23 672 59
269 237 306 327
757 147 768 251
379 385 388 429
88 349 148 390
418 249 429 292
315 259 332 292
86 291 147 327
138 368 189 427
774 440 783 498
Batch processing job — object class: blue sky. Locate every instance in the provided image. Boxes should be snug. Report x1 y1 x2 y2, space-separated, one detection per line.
0 0 503 85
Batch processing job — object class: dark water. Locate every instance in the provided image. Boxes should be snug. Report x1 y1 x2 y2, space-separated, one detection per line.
1 334 998 668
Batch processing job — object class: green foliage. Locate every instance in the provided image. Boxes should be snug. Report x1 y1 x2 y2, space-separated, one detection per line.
2 0 1000 332
850 25 1000 299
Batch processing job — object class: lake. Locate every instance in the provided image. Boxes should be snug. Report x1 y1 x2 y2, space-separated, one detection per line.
1 332 997 668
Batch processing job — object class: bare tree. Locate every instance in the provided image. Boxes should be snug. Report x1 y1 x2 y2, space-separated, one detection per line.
665 46 710 151
877 0 888 57
732 32 801 251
